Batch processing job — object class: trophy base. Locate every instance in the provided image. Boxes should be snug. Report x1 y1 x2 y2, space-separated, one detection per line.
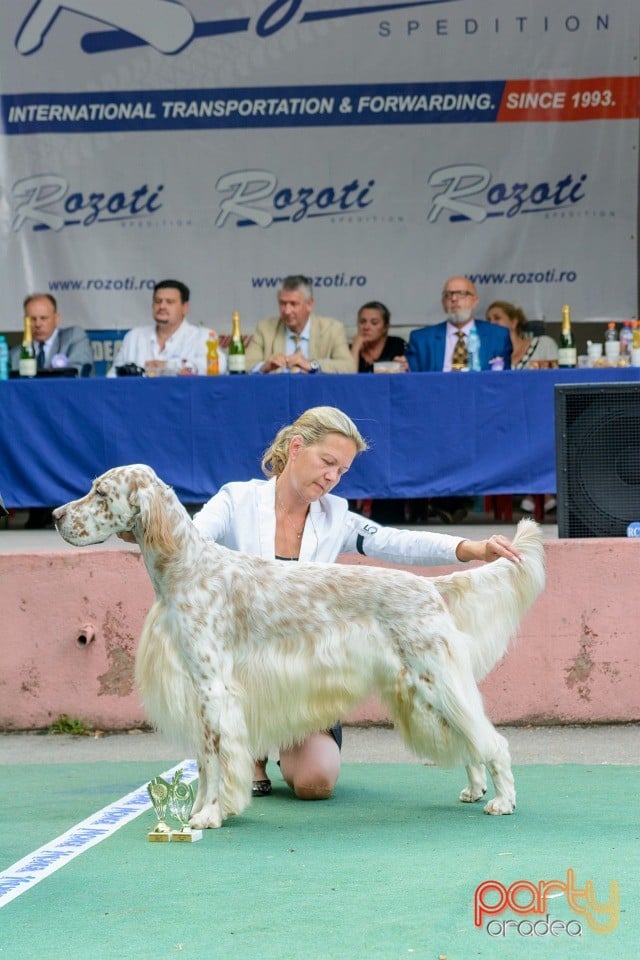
147 828 203 843
148 831 171 842
171 828 203 843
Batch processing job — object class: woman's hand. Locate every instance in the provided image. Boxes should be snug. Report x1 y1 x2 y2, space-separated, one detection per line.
392 354 409 372
456 535 521 564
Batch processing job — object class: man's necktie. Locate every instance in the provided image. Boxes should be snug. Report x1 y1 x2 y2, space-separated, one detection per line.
451 330 468 370
37 342 46 370
292 334 300 351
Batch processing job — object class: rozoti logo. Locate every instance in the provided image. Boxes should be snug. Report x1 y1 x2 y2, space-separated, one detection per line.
9 174 164 232
15 0 459 56
427 163 587 223
215 169 375 228
474 869 620 939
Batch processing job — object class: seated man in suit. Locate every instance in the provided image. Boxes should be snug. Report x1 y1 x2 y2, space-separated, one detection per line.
406 276 512 523
11 293 94 377
406 276 512 373
12 293 94 528
246 275 355 373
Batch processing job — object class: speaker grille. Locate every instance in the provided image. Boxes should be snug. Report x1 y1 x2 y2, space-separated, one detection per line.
555 383 640 537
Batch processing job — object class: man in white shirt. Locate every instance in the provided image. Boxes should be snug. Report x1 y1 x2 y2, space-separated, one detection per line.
108 279 226 376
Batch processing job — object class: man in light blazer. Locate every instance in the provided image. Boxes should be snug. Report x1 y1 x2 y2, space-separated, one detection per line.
12 293 94 376
246 275 355 373
406 276 511 372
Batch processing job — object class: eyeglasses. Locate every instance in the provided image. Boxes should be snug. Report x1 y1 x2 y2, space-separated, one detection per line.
443 290 474 300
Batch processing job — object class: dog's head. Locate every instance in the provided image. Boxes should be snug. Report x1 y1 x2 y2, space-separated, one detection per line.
54 464 160 545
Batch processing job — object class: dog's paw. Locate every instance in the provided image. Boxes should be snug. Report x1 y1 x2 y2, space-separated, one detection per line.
483 796 516 816
459 785 487 803
190 801 222 829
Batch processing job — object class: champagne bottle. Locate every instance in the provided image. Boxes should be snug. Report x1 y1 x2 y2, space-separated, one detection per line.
228 311 246 374
557 305 577 368
19 315 37 378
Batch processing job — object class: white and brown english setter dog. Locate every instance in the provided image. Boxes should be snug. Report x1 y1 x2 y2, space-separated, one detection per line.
54 465 545 829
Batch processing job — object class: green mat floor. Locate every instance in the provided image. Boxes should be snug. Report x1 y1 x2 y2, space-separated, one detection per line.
1 762 638 960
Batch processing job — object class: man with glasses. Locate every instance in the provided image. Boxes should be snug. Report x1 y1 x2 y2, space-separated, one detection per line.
406 277 512 373
405 276 512 522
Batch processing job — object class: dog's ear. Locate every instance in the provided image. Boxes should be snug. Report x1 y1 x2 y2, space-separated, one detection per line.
137 479 178 557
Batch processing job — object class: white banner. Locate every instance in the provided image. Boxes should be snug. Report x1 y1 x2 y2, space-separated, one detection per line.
0 1 638 338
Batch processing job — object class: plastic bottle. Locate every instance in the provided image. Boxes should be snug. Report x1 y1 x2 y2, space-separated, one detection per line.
0 335 9 380
604 321 618 343
467 327 481 371
206 331 220 375
557 305 576 368
631 321 640 367
619 320 633 359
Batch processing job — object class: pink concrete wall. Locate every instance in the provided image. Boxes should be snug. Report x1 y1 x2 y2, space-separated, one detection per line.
1 540 638 730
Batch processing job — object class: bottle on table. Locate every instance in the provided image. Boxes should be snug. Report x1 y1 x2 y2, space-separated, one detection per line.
557 305 577 368
228 311 246 374
467 327 481 371
0 335 9 380
19 315 37 378
206 331 220 376
619 320 633 359
604 321 618 344
631 321 640 367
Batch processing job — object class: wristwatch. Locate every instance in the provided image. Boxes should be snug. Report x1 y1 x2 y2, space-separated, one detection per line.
308 360 320 373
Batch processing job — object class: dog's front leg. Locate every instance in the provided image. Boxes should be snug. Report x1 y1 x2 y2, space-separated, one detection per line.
190 751 223 829
189 687 225 829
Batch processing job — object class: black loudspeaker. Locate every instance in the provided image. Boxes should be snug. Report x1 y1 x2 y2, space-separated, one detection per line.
555 383 640 537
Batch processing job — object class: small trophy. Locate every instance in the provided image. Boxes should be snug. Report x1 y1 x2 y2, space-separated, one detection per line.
167 770 202 842
147 769 202 842
147 776 173 842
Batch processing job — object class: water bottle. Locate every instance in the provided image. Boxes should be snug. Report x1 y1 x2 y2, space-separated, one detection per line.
467 327 481 371
0 335 9 380
619 320 633 359
604 321 618 343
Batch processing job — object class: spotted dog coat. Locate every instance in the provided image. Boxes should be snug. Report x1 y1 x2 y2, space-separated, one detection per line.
54 465 545 828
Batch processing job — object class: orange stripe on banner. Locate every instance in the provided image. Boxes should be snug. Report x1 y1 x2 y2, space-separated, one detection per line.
497 76 639 122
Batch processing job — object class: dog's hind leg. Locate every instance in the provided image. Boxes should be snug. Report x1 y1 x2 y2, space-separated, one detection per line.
460 763 487 803
483 733 516 815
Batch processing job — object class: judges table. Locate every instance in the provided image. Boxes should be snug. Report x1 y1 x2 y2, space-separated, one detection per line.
1 368 638 508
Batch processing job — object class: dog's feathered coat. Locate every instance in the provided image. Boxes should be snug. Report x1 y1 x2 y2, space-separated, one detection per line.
54 465 545 828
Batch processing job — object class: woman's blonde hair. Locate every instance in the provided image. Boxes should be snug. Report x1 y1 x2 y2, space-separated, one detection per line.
261 406 368 478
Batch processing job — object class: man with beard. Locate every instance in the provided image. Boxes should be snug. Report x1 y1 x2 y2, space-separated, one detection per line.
108 279 226 375
406 276 512 373
405 276 512 522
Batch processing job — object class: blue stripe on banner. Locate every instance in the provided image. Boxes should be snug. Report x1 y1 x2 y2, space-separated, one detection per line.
1 81 505 135
0 759 198 909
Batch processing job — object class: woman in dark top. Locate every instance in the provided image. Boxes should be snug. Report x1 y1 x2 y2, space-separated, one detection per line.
350 301 408 373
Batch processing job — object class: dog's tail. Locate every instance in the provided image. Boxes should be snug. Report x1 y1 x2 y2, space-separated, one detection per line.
432 518 545 681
